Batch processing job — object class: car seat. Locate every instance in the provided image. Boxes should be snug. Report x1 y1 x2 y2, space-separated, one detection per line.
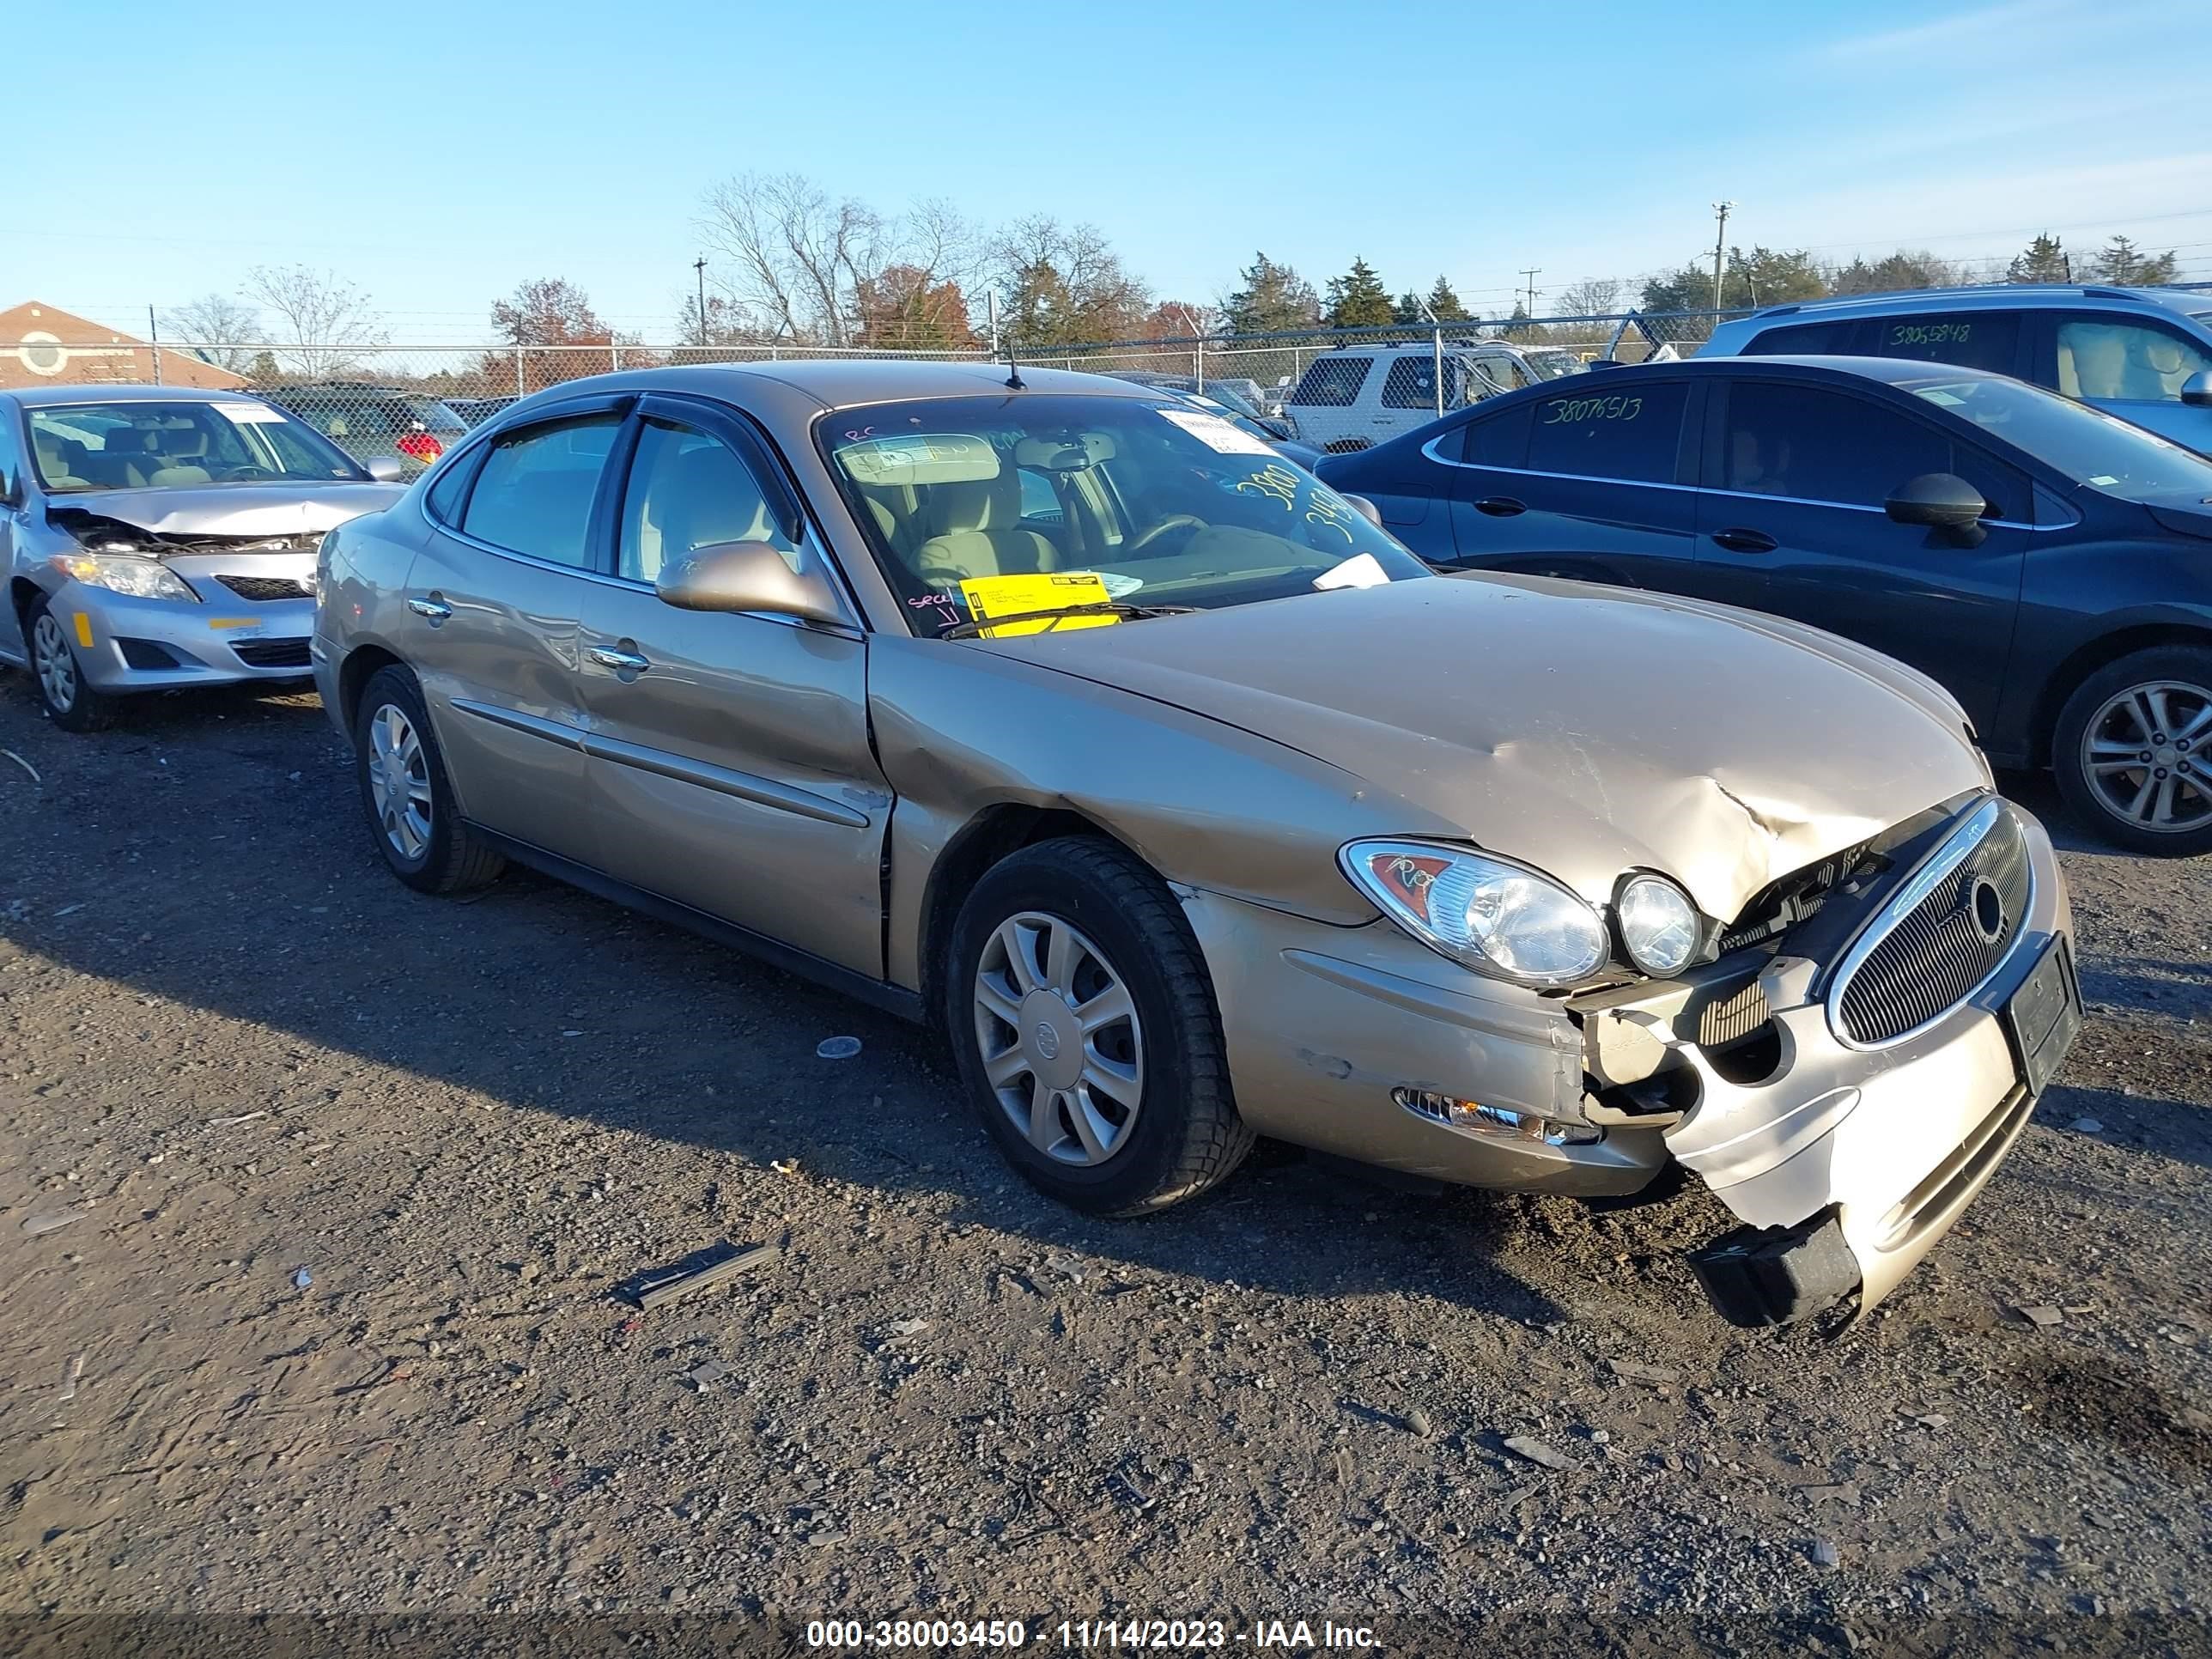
32 434 91 489
910 471 1060 584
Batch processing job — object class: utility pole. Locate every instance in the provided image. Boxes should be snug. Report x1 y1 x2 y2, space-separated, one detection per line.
692 256 709 346
1711 202 1735 310
147 304 163 385
1518 268 1540 316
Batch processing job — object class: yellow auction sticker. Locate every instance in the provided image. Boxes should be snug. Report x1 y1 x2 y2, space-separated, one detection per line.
207 617 261 631
955 572 1120 638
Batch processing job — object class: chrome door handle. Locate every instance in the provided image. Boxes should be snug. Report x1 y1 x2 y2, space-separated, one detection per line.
406 595 452 621
587 645 651 673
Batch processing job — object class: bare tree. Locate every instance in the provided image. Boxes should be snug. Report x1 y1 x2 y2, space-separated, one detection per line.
699 173 887 346
992 216 1151 346
163 294 264 373
1551 277 1622 319
242 265 386 378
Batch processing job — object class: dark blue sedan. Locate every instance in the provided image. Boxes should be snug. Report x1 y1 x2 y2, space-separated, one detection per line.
1319 356 2212 854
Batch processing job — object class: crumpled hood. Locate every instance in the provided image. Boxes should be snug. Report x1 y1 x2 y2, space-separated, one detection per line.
983 573 1989 923
47 483 403 539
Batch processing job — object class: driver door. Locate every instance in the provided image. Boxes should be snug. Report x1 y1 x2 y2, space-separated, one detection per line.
1691 375 2030 731
577 395 890 979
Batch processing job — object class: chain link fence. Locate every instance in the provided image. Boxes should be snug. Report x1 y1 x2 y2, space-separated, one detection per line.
33 284 2209 469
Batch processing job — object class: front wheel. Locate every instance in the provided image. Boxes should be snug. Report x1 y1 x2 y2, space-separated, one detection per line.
2053 645 2212 856
945 836 1252 1217
26 596 117 732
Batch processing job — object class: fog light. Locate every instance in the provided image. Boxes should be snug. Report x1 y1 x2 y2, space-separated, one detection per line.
1392 1087 1601 1146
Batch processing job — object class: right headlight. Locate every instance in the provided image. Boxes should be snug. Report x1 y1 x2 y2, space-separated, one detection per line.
51 553 198 602
1341 839 1609 987
1615 873 1700 977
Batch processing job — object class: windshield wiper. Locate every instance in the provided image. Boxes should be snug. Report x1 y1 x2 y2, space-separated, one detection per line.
941 601 1198 640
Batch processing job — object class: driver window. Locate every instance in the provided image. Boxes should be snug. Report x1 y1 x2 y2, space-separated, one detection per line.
619 420 799 582
2056 318 2210 404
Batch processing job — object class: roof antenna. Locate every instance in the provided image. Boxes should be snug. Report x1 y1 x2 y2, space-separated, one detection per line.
1003 339 1025 391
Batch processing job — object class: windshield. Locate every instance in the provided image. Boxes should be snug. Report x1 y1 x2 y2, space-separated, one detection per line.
1523 349 1589 380
26 401 368 493
1910 375 2212 501
820 393 1429 637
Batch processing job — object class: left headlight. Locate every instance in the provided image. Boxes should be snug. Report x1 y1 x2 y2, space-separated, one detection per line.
1341 839 1609 987
51 554 198 603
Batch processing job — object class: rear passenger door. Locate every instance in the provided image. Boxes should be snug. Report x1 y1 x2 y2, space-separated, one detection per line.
403 400 626 863
1441 379 1704 592
1692 375 2028 729
1283 356 1374 453
576 395 890 979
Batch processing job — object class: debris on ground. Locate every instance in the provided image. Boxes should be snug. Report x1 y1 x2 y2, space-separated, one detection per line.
2069 1117 2104 1133
1502 1435 1575 1471
291 1267 313 1290
1604 1358 1682 1387
684 1358 731 1391
2015 1304 2065 1328
58 1352 84 1402
1 748 40 786
816 1036 862 1060
884 1317 930 1339
1813 1536 1841 1569
1404 1406 1436 1438
207 1110 269 1127
21 1210 81 1237
623 1240 778 1310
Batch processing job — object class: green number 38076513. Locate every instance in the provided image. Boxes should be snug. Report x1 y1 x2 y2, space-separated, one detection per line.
1541 395 1643 425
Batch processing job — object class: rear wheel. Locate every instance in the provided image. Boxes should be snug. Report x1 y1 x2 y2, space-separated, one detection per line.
945 836 1252 1217
2053 646 2212 856
352 665 505 893
26 596 116 732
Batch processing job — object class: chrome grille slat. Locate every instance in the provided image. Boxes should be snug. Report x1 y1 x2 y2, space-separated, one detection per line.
1830 800 2032 1048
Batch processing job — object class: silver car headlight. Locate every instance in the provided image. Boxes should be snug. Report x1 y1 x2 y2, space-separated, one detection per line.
1615 873 1700 977
51 554 198 603
1341 839 1609 987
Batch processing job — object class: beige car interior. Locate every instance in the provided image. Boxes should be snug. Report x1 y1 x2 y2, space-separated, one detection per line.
624 428 788 582
842 432 1135 588
2057 322 2208 402
33 416 222 489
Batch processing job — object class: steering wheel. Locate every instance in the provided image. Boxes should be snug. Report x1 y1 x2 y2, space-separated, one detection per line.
1124 514 1206 557
221 465 276 481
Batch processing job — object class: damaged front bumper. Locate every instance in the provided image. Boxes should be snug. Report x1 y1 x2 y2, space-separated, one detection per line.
1182 793 2075 1328
51 554 318 693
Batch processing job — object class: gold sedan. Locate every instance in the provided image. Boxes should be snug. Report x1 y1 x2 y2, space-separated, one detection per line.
313 361 2079 1328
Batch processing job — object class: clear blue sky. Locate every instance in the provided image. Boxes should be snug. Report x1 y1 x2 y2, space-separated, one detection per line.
9 0 2207 344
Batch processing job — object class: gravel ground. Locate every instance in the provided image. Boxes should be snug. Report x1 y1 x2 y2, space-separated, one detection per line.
1 680 2209 1653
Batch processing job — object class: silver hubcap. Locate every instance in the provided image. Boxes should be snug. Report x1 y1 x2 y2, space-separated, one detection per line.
973 911 1144 1166
368 703 433 860
31 613 76 713
2081 680 2212 834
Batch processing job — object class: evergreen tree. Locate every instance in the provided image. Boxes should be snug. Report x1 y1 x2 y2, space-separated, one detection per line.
1392 291 1425 324
1223 252 1321 335
2085 235 2180 286
1425 275 1469 322
1324 257 1395 329
2008 233 2069 283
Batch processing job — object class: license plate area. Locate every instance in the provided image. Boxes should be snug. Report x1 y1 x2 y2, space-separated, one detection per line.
2002 936 2081 1097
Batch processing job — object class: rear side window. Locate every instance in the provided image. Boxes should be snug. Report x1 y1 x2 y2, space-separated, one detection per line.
1523 382 1689 483
1743 319 1858 355
1381 356 1445 410
1288 357 1371 406
424 453 473 522
2056 315 2212 402
1457 404 1531 467
1869 312 2020 374
459 414 619 567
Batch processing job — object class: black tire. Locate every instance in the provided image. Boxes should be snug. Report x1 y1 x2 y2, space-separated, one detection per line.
351 665 505 893
945 836 1253 1217
24 594 117 732
2052 645 2212 857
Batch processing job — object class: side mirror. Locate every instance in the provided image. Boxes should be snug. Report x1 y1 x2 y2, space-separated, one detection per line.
2183 369 2212 409
1342 494 1384 527
656 540 846 626
1886 472 1988 544
1257 417 1293 441
365 455 407 483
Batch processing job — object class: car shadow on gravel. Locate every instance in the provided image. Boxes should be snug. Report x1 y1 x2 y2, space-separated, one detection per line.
0 679 1577 1324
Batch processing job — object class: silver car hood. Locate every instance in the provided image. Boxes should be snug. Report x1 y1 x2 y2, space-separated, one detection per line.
47 483 404 538
988 573 1989 923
